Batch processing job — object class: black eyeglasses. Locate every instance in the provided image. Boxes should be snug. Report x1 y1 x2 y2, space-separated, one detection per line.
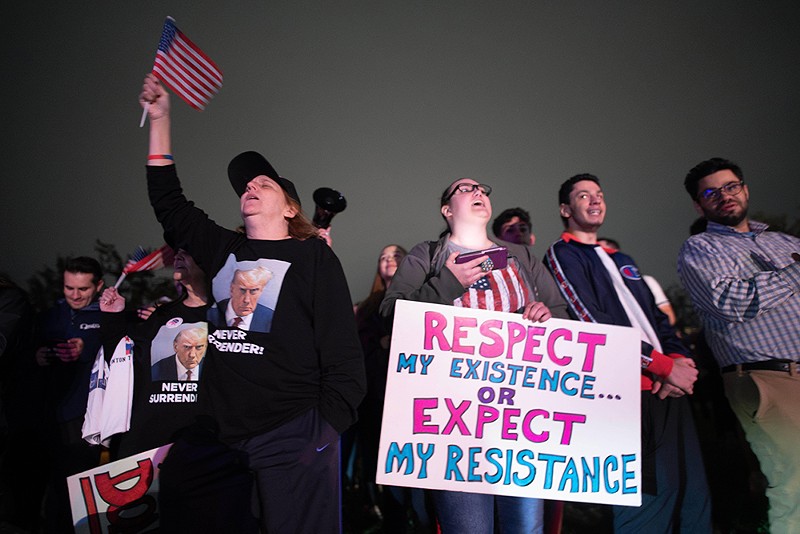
699 181 745 202
444 183 492 202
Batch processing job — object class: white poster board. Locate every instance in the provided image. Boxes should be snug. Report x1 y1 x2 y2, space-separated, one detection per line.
68 444 172 533
376 300 642 506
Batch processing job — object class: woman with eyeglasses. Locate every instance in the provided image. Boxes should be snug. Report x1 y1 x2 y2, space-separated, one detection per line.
380 178 568 534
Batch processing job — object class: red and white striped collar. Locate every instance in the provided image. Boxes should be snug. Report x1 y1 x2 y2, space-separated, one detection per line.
560 232 617 254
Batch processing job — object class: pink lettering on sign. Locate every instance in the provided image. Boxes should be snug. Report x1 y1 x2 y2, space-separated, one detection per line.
413 398 439 433
414 398 589 446
577 332 606 372
553 412 588 445
547 328 572 366
522 409 550 443
423 311 451 351
505 322 527 359
452 316 477 355
476 405 499 438
423 312 607 372
442 398 472 436
521 326 546 363
478 320 504 358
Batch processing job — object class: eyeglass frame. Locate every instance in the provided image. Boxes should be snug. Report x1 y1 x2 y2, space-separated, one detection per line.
698 180 745 202
443 183 493 203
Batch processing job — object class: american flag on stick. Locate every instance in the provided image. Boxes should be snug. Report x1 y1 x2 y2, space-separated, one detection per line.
114 245 175 288
150 16 223 111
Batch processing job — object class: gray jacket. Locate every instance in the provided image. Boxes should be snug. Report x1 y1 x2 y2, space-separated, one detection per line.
380 235 569 323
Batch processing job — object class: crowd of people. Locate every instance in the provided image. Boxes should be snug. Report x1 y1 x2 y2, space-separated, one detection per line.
0 76 798 534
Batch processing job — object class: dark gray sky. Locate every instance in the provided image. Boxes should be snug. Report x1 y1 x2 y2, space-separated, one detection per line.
4 1 799 300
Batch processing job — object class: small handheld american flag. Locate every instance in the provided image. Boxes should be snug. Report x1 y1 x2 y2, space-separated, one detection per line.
140 16 223 125
114 245 175 288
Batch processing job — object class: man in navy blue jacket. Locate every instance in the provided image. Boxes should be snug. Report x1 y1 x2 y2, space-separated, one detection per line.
545 174 711 533
36 257 105 532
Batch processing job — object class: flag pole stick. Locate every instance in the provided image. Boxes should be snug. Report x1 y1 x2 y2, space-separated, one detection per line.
114 273 127 289
139 103 149 128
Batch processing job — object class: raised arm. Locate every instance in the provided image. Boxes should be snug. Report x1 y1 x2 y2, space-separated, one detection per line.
140 74 172 165
139 74 235 273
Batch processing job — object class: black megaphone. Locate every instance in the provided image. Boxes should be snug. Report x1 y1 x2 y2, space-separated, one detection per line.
312 187 347 229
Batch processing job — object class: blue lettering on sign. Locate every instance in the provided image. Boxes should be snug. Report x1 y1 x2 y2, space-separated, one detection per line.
385 442 434 479
397 353 435 374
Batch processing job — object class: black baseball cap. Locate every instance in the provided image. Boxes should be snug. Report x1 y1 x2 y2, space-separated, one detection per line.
227 151 301 206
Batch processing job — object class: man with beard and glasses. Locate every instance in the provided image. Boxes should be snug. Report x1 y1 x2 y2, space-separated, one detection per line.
678 157 800 534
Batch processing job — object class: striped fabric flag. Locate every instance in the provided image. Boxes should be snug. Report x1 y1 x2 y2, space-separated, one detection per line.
453 262 533 312
151 16 223 111
123 245 174 274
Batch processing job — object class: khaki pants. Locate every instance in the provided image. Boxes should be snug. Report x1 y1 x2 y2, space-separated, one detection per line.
723 369 800 534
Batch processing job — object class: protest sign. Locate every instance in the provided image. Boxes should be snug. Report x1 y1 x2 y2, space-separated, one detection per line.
377 300 642 506
68 444 172 533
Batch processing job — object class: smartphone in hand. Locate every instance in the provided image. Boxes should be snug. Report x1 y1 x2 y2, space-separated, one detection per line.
44 338 67 360
454 246 508 270
46 338 67 349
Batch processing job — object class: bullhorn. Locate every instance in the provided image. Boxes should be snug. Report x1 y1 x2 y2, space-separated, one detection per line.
312 187 347 229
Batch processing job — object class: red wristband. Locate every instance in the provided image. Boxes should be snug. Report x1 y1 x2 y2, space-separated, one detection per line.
147 154 173 161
